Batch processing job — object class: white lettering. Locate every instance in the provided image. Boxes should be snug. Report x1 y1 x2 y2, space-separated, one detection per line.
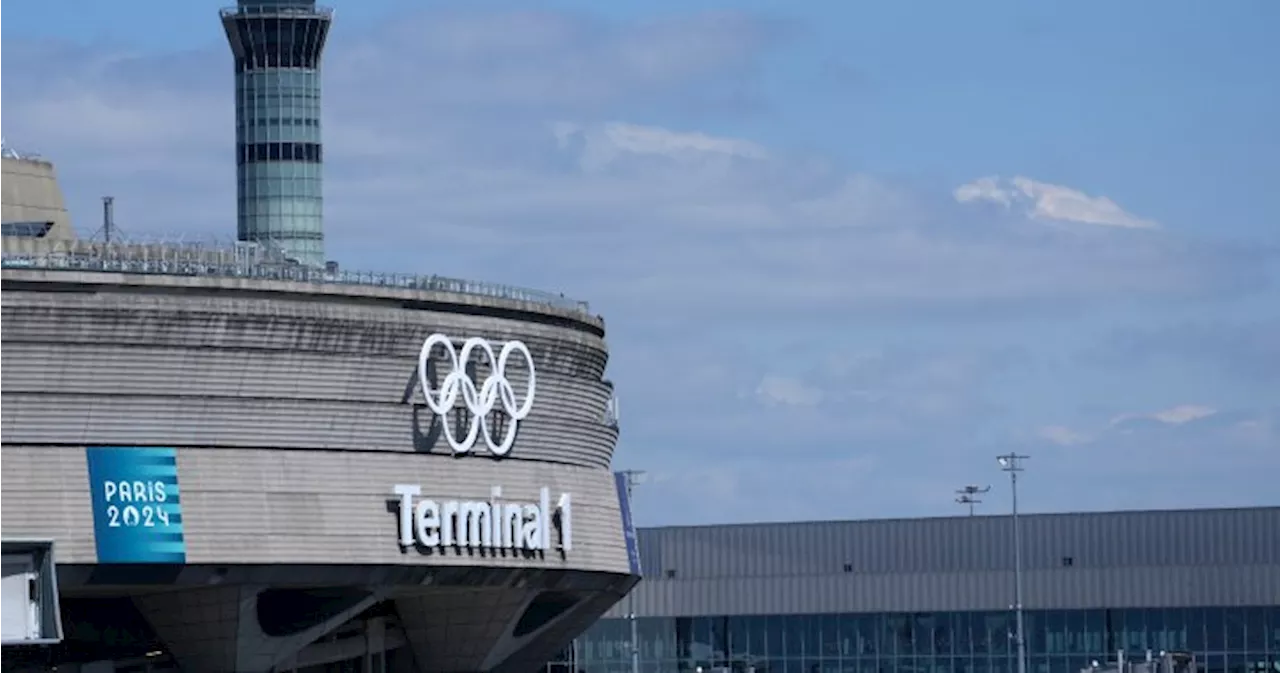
440 500 459 546
394 484 421 548
103 480 168 504
521 503 541 549
391 484 571 553
557 491 573 551
502 503 522 548
539 487 551 551
415 499 441 547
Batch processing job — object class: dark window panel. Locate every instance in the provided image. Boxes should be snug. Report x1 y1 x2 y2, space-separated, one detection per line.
235 142 322 165
572 607 1280 670
1207 607 1226 652
226 16 331 71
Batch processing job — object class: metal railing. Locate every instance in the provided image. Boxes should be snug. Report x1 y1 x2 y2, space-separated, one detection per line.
219 4 334 19
0 241 591 316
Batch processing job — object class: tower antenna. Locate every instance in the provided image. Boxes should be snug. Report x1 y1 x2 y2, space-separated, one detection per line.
954 484 991 516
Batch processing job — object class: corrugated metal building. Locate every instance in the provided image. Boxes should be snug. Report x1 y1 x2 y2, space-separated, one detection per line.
554 506 1280 673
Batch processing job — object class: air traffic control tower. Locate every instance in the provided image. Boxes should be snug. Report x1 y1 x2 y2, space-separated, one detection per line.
221 0 332 267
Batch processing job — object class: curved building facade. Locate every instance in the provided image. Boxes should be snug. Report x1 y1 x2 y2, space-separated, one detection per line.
1 267 637 672
221 0 331 266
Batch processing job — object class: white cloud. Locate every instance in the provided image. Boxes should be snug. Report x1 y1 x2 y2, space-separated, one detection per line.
1038 425 1093 447
754 375 825 408
1038 404 1221 448
1111 404 1218 427
953 176 1015 208
554 121 768 173
955 175 1159 229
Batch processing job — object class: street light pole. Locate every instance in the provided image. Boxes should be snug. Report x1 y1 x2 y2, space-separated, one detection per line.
997 453 1030 673
620 469 647 673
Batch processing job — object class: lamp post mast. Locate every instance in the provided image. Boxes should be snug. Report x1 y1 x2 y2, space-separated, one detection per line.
997 453 1030 673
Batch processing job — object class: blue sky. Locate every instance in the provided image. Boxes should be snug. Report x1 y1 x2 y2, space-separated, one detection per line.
4 1 1278 526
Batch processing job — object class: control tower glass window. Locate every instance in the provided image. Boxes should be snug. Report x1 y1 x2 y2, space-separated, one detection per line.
221 0 332 267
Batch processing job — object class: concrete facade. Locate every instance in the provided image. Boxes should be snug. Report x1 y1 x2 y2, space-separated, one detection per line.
0 269 634 672
1 156 76 244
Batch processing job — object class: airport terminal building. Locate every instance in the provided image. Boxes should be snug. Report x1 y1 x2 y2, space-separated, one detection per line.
563 507 1280 673
3 2 643 668
0 148 639 672
3 2 1277 672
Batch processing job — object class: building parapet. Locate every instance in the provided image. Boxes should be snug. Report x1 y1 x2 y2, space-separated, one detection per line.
0 239 592 316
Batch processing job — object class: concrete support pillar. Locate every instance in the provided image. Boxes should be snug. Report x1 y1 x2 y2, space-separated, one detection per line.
365 616 387 673
393 586 625 673
395 587 533 672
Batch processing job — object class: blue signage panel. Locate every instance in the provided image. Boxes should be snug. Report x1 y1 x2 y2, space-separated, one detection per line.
85 447 187 564
614 472 642 577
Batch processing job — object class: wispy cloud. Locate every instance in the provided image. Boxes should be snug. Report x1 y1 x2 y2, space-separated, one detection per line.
754 375 825 408
1038 425 1093 447
955 175 1159 229
1035 403 1280 454
1111 404 1218 427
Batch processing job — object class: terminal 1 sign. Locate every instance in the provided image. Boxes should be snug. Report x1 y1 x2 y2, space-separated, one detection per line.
392 485 571 553
397 334 570 553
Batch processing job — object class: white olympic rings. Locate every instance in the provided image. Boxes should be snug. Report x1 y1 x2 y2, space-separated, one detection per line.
417 333 537 457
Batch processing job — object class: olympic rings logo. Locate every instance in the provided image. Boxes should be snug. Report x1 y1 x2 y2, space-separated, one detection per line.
417 333 537 457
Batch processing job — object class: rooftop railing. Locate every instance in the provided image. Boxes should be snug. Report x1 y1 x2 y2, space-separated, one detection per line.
219 4 334 19
0 240 591 316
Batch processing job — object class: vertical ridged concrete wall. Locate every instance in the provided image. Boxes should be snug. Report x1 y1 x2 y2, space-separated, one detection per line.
0 270 635 672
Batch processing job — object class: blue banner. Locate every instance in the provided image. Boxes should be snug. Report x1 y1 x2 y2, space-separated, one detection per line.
614 472 642 577
85 447 186 564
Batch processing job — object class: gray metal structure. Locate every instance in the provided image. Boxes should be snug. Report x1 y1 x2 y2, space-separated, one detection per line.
221 0 332 267
0 539 64 646
604 507 1280 619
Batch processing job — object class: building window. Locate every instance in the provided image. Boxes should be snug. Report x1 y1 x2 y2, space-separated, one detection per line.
1062 556 1074 567
236 141 323 165
843 563 854 573
573 605 1280 671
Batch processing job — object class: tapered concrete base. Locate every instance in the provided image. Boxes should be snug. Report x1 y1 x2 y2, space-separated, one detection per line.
394 585 628 673
133 585 387 673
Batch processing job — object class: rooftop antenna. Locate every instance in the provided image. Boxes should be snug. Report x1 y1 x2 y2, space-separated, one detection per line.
2 137 18 159
955 484 991 516
1 138 39 160
102 197 115 243
89 196 125 243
